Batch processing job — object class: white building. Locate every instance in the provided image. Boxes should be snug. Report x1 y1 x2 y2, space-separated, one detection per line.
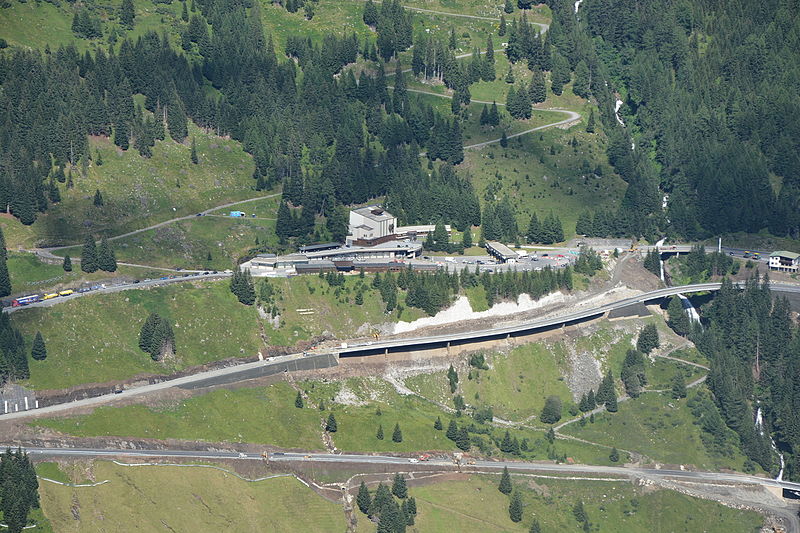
348 206 396 243
769 251 799 272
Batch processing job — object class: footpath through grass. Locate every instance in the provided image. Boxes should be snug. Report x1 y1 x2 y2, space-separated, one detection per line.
562 389 752 471
37 460 345 533
34 374 617 464
13 281 261 390
410 474 763 533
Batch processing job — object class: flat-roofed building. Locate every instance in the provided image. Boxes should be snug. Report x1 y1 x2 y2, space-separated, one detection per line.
486 241 519 263
348 206 396 244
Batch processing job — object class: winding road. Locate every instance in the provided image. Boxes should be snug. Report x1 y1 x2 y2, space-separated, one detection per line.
3 281 799 421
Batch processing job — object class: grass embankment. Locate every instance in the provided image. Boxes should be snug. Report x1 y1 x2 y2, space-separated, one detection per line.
411 475 763 533
37 461 346 533
34 375 615 463
36 383 325 449
13 282 261 390
562 389 752 471
259 275 426 346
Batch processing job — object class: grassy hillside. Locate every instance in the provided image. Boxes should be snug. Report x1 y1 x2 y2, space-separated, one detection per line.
13 281 261 390
37 461 346 533
259 275 426 346
36 383 326 449
562 389 752 472
35 123 261 246
34 375 616 463
410 475 763 533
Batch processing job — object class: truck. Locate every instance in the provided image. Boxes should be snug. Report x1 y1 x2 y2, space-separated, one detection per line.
58 289 74 297
11 295 41 306
229 210 245 217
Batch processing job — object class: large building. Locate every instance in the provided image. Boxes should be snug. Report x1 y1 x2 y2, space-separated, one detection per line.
769 251 800 272
240 240 422 277
348 206 397 244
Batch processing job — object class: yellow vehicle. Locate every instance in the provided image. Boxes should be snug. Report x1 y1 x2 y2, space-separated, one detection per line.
43 293 58 300
58 289 74 296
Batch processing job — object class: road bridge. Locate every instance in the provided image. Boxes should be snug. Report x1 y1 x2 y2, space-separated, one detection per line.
339 282 800 357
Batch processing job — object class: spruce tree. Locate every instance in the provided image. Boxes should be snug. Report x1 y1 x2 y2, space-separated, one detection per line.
498 14 506 36
392 423 403 443
455 427 470 451
93 189 104 207
530 519 541 533
62 254 72 272
181 0 189 21
376 424 384 439
671 371 687 399
586 108 596 133
98 238 117 272
498 466 512 494
636 323 660 354
392 473 407 498
480 105 489 126
190 136 198 164
509 490 523 522
667 295 691 336
295 390 304 408
326 413 337 432
81 234 98 273
139 313 158 352
462 228 472 249
31 332 47 361
529 70 547 103
446 419 458 440
0 230 9 297
504 0 514 13
609 447 620 462
120 0 135 27
500 131 508 148
573 500 587 524
434 416 443 430
357 481 371 514
488 101 500 126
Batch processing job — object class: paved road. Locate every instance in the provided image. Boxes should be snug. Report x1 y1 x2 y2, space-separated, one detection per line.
42 192 281 251
3 271 231 314
14 446 800 491
339 281 800 355
11 447 797 530
3 281 798 421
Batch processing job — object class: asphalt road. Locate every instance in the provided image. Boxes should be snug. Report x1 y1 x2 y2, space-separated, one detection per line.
3 271 232 314
16 446 800 492
339 281 800 354
3 281 798 421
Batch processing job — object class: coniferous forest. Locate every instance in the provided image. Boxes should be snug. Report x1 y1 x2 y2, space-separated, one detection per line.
0 0 479 244
684 275 800 481
561 0 800 239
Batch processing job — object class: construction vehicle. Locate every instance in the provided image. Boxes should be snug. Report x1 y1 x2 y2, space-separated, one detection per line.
419 453 431 462
58 289 74 296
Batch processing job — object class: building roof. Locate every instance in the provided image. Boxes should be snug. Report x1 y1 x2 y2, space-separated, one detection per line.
299 243 341 252
770 251 800 260
486 241 518 259
256 253 277 259
352 205 395 222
